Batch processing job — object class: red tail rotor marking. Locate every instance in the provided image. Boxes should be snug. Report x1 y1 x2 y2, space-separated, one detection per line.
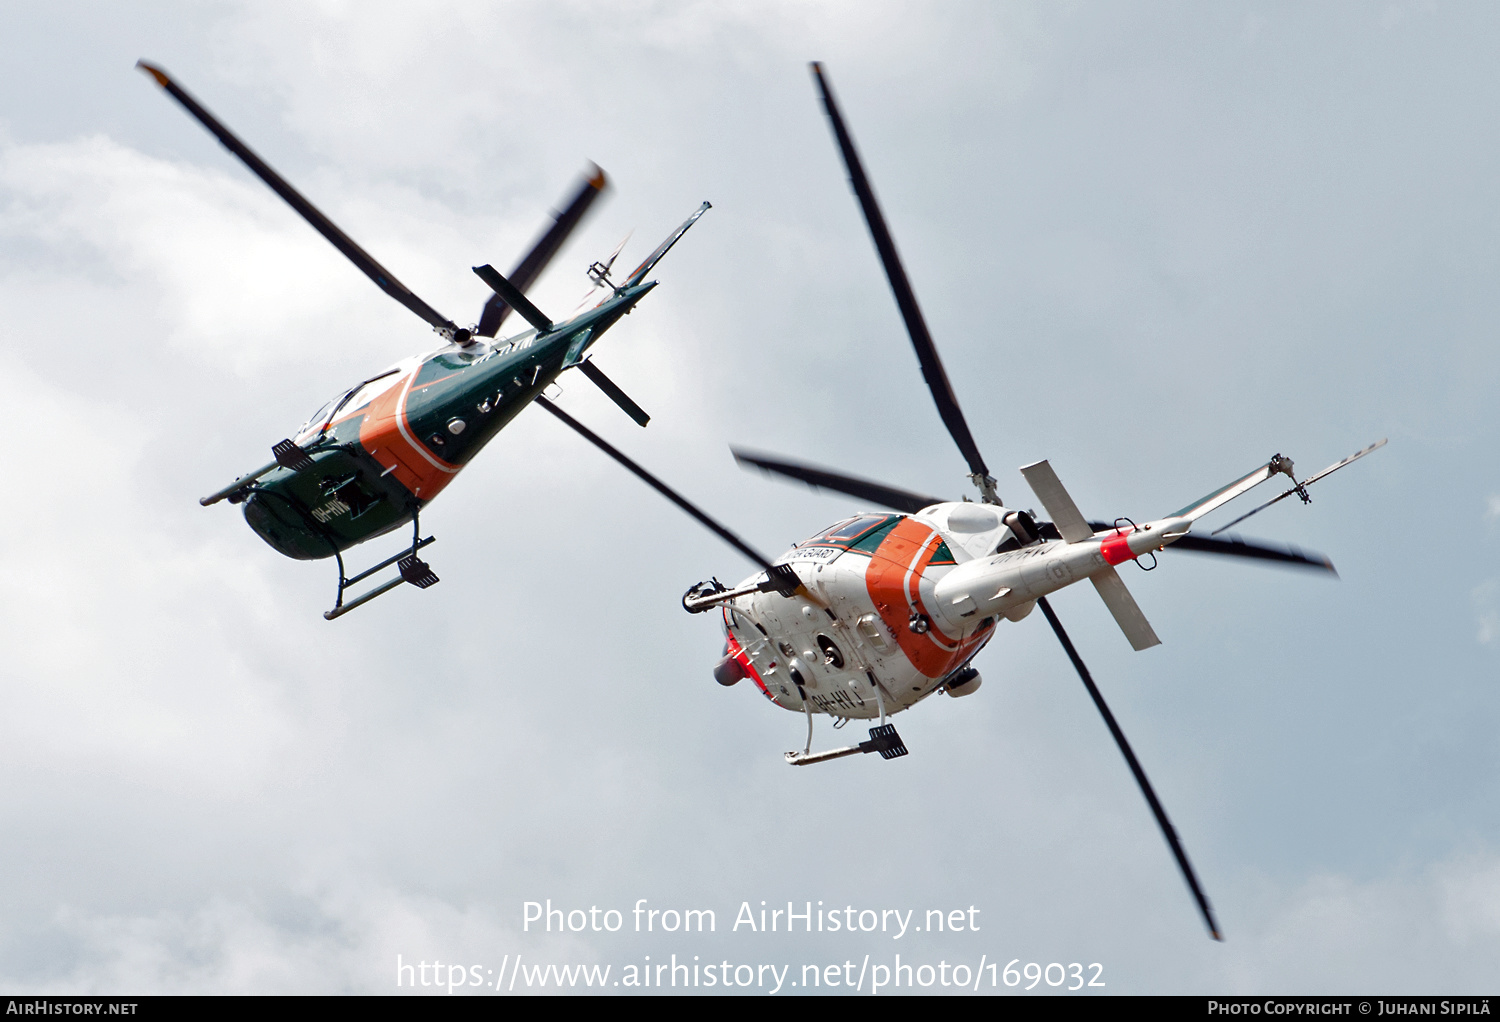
1101 527 1137 566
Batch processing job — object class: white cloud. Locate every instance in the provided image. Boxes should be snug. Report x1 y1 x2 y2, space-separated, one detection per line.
0 134 438 376
1 0 1498 996
7 882 560 995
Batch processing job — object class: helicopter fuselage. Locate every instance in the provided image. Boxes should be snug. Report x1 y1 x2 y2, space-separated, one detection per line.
720 505 1005 720
719 501 1177 720
236 283 654 560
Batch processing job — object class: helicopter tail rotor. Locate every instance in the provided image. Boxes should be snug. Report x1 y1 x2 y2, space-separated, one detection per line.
1210 439 1387 536
586 231 634 296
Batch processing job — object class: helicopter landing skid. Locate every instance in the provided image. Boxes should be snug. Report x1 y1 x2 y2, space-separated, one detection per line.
784 724 908 766
324 534 437 621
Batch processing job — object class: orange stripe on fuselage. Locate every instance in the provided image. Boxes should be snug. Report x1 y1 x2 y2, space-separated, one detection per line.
865 517 991 679
357 371 460 500
903 530 959 653
326 403 373 432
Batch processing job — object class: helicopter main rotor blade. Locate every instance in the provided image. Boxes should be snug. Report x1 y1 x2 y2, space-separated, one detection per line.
1035 596 1223 942
811 62 995 497
732 448 946 515
477 167 608 337
136 61 461 337
535 398 780 575
1167 534 1337 573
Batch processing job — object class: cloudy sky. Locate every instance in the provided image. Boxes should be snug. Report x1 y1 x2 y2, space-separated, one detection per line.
1 0 1497 995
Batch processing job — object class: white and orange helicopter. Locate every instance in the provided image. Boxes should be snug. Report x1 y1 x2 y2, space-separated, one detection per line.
544 64 1384 941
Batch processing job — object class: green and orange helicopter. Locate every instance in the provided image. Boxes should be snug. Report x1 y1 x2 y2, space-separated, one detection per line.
138 61 708 618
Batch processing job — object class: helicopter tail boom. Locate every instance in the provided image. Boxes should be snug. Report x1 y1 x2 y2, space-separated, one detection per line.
1171 456 1295 522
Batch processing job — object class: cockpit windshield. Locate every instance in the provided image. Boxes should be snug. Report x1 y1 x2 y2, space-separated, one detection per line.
297 400 336 437
293 365 407 442
797 514 901 551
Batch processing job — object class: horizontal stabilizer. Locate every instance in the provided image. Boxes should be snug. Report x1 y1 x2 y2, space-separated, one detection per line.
1091 565 1161 651
576 358 649 428
472 264 552 332
477 166 607 337
1019 460 1093 543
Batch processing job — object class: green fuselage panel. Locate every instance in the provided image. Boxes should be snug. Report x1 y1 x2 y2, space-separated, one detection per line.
239 285 647 560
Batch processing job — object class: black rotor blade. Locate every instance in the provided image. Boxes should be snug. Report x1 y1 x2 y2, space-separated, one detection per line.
811 62 991 484
137 61 459 336
1036 596 1223 942
1168 534 1336 574
535 398 779 574
576 358 650 428
1081 522 1336 574
477 167 607 337
732 448 945 515
472 264 553 332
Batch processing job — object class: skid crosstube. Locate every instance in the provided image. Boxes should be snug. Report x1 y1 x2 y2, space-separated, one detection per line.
325 536 438 620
